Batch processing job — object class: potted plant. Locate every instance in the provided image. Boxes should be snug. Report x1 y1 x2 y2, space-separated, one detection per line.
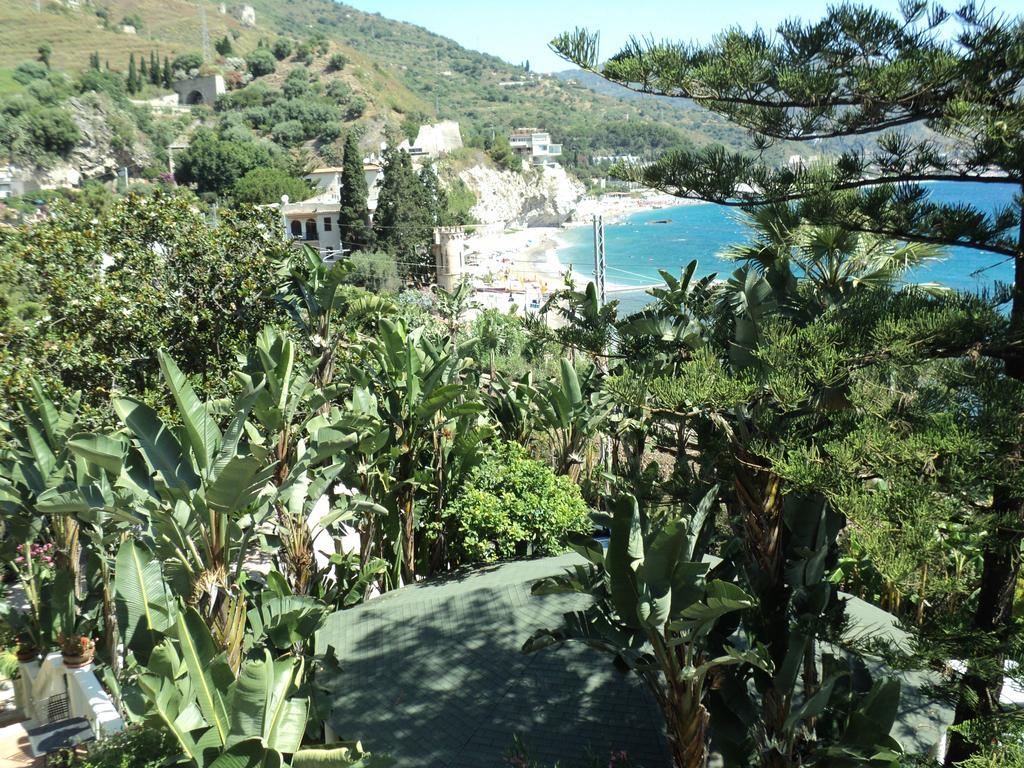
15 633 40 662
57 632 95 669
44 569 98 669
1 606 45 663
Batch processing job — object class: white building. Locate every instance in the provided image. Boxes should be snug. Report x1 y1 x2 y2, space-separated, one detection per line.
591 154 641 165
279 163 383 258
509 128 562 167
0 167 14 200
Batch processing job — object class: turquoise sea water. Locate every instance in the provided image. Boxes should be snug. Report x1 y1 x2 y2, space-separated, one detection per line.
556 182 1019 315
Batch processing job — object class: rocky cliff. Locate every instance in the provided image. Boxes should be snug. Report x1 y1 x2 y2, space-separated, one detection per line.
12 94 154 191
458 164 583 228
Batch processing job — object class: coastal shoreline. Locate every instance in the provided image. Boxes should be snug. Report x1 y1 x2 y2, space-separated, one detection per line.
567 191 705 227
461 190 693 312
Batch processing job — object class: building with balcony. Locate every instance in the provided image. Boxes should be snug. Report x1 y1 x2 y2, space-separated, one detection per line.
508 128 562 166
278 163 383 260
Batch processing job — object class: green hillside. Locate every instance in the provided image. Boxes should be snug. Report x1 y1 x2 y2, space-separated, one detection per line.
0 0 808 162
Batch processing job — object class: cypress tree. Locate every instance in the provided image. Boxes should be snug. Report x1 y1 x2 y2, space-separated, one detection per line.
139 56 148 84
418 166 447 227
127 52 138 94
373 147 435 282
149 50 158 84
162 56 172 88
337 133 373 254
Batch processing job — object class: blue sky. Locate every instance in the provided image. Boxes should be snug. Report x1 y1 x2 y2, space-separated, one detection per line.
345 0 1024 72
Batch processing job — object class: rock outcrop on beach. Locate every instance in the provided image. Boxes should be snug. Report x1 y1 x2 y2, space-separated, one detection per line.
458 164 583 228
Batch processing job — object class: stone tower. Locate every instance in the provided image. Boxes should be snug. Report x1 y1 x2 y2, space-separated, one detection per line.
433 226 467 291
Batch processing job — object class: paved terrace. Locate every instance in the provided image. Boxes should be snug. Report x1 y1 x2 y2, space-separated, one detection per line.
316 554 951 768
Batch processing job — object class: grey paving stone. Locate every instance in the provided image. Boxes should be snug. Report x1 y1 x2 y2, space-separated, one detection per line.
317 554 673 768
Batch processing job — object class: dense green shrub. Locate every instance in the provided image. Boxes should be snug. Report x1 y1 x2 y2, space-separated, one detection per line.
271 119 305 147
317 121 343 141
294 41 315 64
246 48 277 78
345 95 367 120
13 61 48 85
271 38 293 61
76 69 126 98
79 726 178 768
171 52 203 75
346 250 400 293
440 441 591 565
0 190 288 420
174 127 284 195
327 52 349 71
231 167 312 205
325 79 352 101
11 106 80 156
270 96 337 129
282 68 312 99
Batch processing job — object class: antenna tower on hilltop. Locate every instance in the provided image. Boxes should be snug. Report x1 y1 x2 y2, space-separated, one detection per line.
199 2 211 61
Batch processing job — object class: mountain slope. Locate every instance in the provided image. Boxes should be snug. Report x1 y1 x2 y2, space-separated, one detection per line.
0 0 823 168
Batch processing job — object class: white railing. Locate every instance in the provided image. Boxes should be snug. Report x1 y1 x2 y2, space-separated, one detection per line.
16 654 123 740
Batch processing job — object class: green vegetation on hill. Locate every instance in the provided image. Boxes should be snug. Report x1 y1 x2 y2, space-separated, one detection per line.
0 0 800 172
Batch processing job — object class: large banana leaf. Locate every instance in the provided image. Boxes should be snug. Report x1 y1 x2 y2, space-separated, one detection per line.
604 495 644 628
66 433 128 475
159 350 222 473
227 651 308 755
247 595 328 651
209 740 283 768
136 668 215 766
28 378 79 447
177 607 231 745
114 397 200 493
114 540 178 657
206 456 276 514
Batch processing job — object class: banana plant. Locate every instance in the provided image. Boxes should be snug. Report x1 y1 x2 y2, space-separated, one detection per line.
345 317 484 584
534 358 608 482
0 381 86 585
524 491 759 768
1 382 137 664
279 245 352 389
481 372 537 445
135 605 387 768
110 350 278 669
709 489 905 768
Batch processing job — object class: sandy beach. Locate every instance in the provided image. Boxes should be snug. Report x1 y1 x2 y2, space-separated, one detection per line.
459 190 690 314
569 191 703 226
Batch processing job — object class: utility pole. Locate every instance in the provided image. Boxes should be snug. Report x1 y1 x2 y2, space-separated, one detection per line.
199 2 210 61
434 49 440 118
592 214 606 307
592 213 611 496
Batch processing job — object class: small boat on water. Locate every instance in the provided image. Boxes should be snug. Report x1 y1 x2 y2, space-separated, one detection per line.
650 218 673 224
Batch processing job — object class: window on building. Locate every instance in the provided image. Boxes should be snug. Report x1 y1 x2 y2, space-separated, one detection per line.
305 219 318 241
290 220 302 238
323 216 332 232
